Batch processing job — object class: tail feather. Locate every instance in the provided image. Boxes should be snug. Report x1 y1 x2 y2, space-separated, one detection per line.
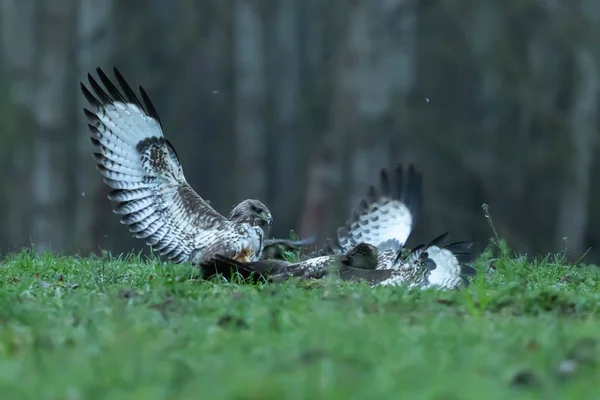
199 256 328 284
461 265 477 276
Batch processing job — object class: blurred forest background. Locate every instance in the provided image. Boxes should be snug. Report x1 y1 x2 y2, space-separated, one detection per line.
1 0 600 262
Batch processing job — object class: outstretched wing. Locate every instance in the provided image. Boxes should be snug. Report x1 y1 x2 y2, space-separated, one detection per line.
81 67 255 264
320 164 423 255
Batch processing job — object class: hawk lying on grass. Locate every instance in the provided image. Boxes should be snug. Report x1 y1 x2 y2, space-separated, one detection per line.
80 67 276 264
200 164 476 289
317 164 477 289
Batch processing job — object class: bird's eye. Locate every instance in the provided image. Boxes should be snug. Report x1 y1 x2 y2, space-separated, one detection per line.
250 205 260 213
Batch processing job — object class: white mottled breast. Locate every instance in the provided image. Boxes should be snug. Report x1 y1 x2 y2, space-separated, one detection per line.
376 249 397 270
240 223 265 261
421 246 463 290
375 261 426 288
377 246 465 290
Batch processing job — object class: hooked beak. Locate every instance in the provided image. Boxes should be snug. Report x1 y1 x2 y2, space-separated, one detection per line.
263 212 272 225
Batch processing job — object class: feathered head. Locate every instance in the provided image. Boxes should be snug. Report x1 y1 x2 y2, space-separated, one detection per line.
228 199 273 228
340 243 379 270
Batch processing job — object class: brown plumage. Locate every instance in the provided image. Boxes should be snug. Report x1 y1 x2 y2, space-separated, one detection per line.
81 67 273 265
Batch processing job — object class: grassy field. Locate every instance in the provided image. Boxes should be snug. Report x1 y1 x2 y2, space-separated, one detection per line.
0 239 599 399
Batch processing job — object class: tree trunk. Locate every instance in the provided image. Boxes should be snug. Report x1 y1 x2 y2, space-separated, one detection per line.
233 0 267 201
0 0 37 250
271 0 301 234
556 47 597 257
298 2 353 241
74 0 114 255
346 0 417 210
30 0 76 253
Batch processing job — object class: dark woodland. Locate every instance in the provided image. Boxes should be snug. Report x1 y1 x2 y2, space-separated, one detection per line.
1 0 599 262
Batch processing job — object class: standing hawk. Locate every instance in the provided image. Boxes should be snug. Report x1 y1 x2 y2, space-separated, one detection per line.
80 67 274 264
200 164 476 289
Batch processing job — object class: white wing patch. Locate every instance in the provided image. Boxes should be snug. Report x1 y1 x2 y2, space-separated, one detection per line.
345 199 413 249
325 164 423 256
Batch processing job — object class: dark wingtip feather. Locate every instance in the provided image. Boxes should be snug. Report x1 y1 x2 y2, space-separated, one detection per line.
112 67 144 110
92 152 107 164
427 232 449 248
80 82 102 108
392 164 404 199
96 67 126 104
453 252 477 264
138 85 162 126
444 241 476 264
83 108 99 121
87 71 113 105
404 163 424 220
367 185 378 203
89 136 102 148
379 168 391 196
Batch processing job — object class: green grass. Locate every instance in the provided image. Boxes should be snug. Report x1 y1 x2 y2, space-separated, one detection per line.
0 241 599 399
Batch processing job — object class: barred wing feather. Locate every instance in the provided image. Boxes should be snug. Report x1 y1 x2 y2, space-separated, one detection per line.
81 67 258 264
320 164 423 255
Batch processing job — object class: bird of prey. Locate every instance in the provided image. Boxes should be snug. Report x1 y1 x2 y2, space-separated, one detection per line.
199 164 476 289
317 164 476 289
200 238 456 287
80 67 275 265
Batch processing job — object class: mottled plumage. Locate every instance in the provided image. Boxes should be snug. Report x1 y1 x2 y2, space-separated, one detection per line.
200 238 474 288
377 233 477 289
319 164 422 262
201 163 476 290
317 164 476 289
81 67 273 264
